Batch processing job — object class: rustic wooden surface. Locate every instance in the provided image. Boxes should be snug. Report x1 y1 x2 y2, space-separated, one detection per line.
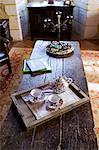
0 40 98 150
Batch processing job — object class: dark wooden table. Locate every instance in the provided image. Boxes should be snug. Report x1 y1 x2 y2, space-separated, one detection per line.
1 40 98 150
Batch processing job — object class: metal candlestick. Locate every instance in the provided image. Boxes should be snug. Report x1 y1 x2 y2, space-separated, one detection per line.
44 11 74 58
44 11 73 42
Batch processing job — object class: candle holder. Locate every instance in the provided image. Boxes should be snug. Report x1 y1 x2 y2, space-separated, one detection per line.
44 11 74 58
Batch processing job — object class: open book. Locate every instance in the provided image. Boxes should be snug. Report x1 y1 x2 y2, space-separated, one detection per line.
23 58 51 74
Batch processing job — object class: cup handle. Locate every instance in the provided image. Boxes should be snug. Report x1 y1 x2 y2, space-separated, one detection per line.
66 78 73 84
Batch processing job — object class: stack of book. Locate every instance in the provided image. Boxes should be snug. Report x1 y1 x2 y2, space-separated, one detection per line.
23 58 51 75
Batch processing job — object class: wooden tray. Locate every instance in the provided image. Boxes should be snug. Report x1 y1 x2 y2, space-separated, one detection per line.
11 77 89 130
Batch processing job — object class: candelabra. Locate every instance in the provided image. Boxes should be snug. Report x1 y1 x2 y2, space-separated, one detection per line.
44 11 73 42
44 11 74 58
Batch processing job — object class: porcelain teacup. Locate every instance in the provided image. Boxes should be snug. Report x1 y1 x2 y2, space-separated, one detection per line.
47 94 63 109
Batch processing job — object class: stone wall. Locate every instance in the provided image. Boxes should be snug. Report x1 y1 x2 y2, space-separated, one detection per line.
16 0 29 40
73 0 99 39
0 0 28 40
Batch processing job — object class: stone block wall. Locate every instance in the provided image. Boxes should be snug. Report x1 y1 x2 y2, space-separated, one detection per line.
73 0 99 39
15 0 29 40
0 0 28 40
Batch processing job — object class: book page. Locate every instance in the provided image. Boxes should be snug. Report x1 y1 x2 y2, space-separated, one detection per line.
26 59 46 72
